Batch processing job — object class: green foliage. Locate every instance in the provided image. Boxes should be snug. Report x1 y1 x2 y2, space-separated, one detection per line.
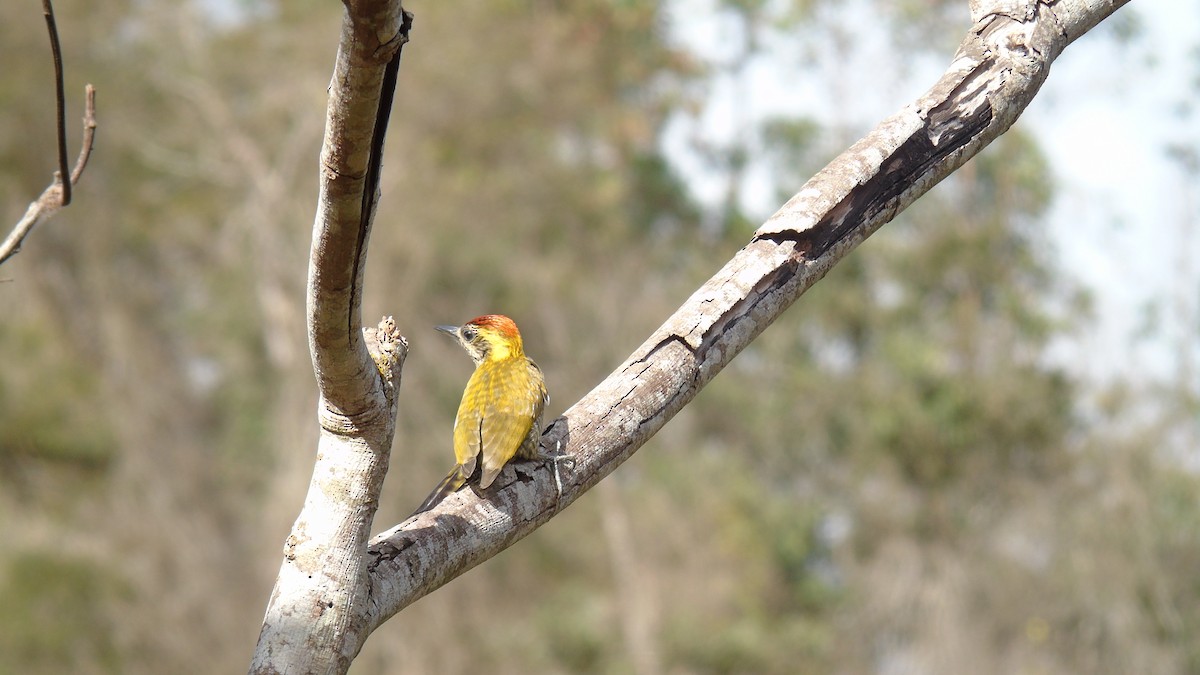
0 553 125 674
537 585 615 673
628 150 703 234
0 320 115 480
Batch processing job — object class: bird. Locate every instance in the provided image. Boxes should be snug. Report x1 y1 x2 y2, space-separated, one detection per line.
414 314 557 514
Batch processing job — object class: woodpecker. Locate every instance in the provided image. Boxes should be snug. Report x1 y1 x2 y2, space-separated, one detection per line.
415 314 554 513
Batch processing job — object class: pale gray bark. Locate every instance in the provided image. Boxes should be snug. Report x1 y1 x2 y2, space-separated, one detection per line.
248 0 410 671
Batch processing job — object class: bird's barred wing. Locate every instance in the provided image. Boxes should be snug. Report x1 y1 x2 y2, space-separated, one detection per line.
453 356 549 490
515 359 549 460
477 359 544 488
451 409 480 481
452 367 495 478
477 410 536 488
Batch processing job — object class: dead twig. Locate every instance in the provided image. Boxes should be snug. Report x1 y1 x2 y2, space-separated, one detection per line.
0 0 97 267
44 0 71 206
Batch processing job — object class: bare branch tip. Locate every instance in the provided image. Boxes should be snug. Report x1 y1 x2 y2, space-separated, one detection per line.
376 315 405 344
0 8 96 266
71 86 98 186
83 84 97 125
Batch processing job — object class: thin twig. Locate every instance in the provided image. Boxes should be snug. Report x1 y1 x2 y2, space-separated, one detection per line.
43 0 71 206
0 85 97 266
72 84 98 183
0 0 97 267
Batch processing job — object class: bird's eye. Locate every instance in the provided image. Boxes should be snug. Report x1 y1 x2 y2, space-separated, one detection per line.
461 326 478 341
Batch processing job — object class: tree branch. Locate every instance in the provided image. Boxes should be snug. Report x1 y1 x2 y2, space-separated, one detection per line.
248 1 412 672
43 0 71 206
359 0 1130 632
0 0 97 268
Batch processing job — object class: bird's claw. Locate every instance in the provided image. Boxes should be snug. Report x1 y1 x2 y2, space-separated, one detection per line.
540 439 574 504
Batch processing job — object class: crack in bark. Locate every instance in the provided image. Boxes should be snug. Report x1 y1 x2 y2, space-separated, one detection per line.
639 333 697 365
754 95 991 262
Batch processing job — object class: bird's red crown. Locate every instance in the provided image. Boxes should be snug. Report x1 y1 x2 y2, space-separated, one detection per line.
468 314 521 339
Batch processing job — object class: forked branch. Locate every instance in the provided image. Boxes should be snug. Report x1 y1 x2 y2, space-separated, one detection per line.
0 0 97 267
249 2 413 673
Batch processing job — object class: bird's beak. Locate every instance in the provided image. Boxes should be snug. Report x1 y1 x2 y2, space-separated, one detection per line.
435 324 459 337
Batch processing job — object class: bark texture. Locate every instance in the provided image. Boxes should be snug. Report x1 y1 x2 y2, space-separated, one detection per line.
249 0 411 671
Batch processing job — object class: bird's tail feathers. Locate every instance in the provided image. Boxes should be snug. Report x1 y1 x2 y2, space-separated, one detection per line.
413 464 470 514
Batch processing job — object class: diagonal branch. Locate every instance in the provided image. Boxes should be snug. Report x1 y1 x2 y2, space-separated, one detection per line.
359 0 1131 632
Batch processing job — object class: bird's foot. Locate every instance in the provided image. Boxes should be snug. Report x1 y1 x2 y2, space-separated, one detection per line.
537 440 575 504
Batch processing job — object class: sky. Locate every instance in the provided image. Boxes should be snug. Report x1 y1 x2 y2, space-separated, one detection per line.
664 0 1199 392
1033 2 1199 387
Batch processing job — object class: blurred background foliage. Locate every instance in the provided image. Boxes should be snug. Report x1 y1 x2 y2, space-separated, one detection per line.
1 1 1197 673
